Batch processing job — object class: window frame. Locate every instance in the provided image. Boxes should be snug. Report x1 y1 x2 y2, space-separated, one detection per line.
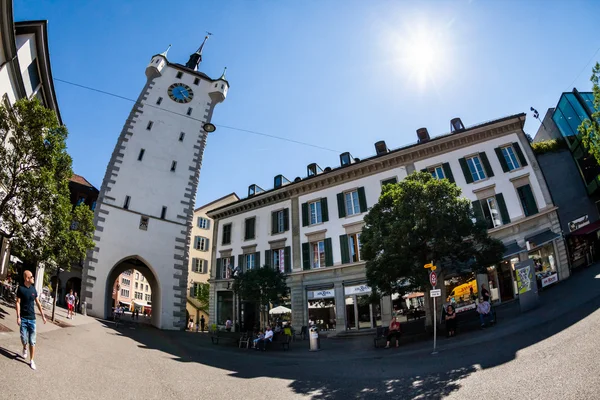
309 200 323 225
156 97 163 105
197 217 210 229
222 223 232 245
245 253 256 270
344 190 361 216
272 248 286 273
483 197 503 229
348 233 362 263
310 240 326 269
429 165 446 180
466 155 486 182
381 177 398 187
244 217 256 241
501 145 521 171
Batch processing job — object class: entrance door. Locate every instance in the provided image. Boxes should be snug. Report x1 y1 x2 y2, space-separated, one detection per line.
498 261 514 302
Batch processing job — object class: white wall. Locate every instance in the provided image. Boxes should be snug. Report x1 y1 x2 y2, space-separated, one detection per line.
298 165 409 269
16 33 37 97
215 199 293 265
414 132 547 221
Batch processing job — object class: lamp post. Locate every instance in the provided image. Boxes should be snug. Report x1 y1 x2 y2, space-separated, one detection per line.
530 107 547 130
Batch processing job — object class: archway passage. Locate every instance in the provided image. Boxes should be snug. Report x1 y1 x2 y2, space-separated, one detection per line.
105 256 161 328
66 277 81 298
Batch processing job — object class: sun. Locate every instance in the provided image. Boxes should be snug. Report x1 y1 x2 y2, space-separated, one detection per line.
404 32 441 82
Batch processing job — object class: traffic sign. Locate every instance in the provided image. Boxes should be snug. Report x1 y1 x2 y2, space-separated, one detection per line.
430 289 441 297
424 263 433 269
430 271 437 287
430 266 437 271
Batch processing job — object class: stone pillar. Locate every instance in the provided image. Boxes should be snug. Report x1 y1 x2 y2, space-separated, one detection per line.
35 263 45 295
334 282 345 333
0 237 9 279
290 276 305 332
291 196 301 271
381 295 392 325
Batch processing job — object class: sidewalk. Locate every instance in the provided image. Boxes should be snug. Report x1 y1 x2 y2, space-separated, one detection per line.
0 298 95 340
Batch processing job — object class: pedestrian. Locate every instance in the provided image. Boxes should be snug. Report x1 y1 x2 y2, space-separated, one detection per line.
200 315 205 332
225 317 232 332
445 304 457 337
480 284 490 302
65 289 75 319
384 316 401 348
188 317 194 330
135 309 139 320
73 292 79 317
16 270 47 370
477 297 493 328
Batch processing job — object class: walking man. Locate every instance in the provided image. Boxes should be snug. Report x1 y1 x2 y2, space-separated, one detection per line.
73 292 79 317
200 315 205 332
65 289 75 319
16 270 47 370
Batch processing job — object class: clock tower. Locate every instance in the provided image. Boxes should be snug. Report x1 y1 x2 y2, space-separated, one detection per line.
82 38 228 329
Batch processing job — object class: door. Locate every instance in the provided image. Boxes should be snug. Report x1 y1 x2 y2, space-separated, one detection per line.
498 261 514 302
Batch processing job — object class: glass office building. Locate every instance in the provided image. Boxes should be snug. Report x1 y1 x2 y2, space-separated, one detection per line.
552 90 600 194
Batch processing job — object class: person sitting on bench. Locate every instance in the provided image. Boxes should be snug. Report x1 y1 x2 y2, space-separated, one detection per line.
385 317 401 348
257 326 273 351
477 298 494 328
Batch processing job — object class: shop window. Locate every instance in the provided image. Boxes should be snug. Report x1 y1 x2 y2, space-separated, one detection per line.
307 297 336 331
529 243 558 289
444 272 477 313
216 291 234 325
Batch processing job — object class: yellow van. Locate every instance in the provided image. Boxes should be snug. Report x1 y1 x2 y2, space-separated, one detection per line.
447 280 478 302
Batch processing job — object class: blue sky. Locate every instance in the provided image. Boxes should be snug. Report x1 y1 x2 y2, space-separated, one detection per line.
14 0 600 207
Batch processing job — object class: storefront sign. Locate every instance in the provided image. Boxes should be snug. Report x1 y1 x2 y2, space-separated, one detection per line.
455 304 476 313
541 273 559 288
344 284 372 296
310 289 335 299
569 215 590 232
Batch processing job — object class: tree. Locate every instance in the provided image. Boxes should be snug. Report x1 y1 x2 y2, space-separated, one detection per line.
360 172 505 324
194 282 210 314
579 62 600 164
0 99 95 319
232 267 289 329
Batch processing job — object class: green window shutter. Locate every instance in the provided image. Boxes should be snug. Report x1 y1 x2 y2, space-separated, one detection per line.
302 243 310 270
520 184 538 216
479 152 494 178
513 142 528 167
339 234 350 264
301 203 309 227
255 252 261 269
283 208 289 231
459 158 474 184
239 255 244 273
495 193 511 225
324 238 333 267
264 250 272 269
272 211 278 234
229 256 235 272
494 147 509 173
216 258 222 279
357 187 368 213
251 218 256 238
442 163 455 183
244 220 249 240
421 168 428 173
472 201 485 224
321 198 329 222
337 193 346 218
284 246 291 273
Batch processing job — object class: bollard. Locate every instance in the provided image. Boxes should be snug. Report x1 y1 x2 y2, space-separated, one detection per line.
309 325 320 352
82 301 87 316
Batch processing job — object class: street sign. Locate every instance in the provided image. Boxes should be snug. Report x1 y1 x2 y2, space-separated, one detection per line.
430 271 437 287
424 263 433 269
430 289 441 297
430 266 437 271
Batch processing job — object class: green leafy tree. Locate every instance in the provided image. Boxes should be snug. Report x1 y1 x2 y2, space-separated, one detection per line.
232 267 289 329
360 172 504 324
194 282 210 314
0 99 95 319
579 62 600 164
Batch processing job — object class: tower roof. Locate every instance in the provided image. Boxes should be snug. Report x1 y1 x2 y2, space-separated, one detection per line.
185 35 210 71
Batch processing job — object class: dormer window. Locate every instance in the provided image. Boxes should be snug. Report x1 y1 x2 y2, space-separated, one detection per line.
307 163 323 177
340 152 353 166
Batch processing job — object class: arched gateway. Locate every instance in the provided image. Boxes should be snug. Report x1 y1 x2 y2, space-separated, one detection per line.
81 39 228 329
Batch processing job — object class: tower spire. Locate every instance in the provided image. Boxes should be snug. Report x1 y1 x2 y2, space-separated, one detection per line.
219 67 227 80
160 44 171 58
185 34 211 71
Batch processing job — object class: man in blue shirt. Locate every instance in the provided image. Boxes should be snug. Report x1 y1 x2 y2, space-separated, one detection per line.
16 270 47 370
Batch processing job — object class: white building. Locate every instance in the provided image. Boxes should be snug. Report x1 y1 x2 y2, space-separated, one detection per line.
186 192 238 325
0 0 62 286
82 37 229 329
207 114 567 334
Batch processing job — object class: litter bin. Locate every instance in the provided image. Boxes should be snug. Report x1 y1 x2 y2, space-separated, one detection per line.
309 325 320 352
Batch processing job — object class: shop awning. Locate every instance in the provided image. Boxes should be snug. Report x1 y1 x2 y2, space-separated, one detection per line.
403 292 424 299
503 241 525 258
570 220 600 236
525 229 561 250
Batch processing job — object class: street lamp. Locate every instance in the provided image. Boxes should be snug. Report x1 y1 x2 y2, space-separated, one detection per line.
530 107 547 130
202 123 216 133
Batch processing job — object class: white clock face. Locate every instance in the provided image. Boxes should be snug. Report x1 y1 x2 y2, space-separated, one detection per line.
168 83 194 103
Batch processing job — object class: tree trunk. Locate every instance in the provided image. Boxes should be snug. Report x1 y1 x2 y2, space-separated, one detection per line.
51 267 59 322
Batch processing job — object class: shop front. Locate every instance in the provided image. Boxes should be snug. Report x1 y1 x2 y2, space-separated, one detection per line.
216 291 234 326
444 272 478 313
567 218 600 270
344 284 382 330
307 288 336 331
525 229 562 290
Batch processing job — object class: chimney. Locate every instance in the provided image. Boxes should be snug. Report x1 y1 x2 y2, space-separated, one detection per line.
451 118 465 133
274 174 290 189
307 163 323 177
340 152 354 167
375 141 389 155
248 184 264 197
417 128 430 143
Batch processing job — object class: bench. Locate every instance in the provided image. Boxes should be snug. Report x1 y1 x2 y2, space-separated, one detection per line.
442 306 497 335
239 332 251 349
374 326 389 348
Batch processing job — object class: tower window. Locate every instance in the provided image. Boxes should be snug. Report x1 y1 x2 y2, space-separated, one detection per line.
124 195 131 210
156 97 163 105
171 161 177 171
221 84 224 89
187 108 193 116
194 78 200 85
146 121 153 130
161 206 167 219
179 132 185 141
138 149 145 161
176 71 183 79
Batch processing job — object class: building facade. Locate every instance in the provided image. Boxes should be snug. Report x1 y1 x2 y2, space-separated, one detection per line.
0 0 62 281
533 89 600 270
186 193 238 326
82 38 229 329
208 114 568 333
112 268 153 312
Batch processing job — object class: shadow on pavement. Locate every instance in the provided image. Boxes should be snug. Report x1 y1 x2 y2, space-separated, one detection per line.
0 346 29 365
96 265 600 399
